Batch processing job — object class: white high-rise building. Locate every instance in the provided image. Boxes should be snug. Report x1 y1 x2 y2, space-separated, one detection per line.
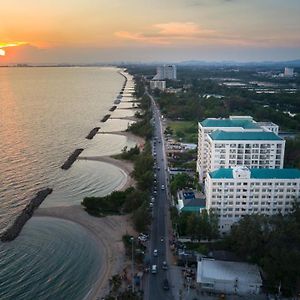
154 65 177 80
205 167 300 234
284 67 294 77
206 130 285 174
196 116 281 181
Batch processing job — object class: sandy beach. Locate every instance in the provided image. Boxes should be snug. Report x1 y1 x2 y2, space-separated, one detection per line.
78 155 136 191
34 110 144 298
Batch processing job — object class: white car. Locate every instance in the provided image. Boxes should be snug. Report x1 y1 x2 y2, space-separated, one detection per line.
151 265 157 274
161 184 165 190
153 249 158 256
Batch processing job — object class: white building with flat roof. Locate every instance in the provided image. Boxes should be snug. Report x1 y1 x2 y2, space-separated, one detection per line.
154 65 177 80
197 116 283 181
205 167 300 233
149 80 166 91
206 130 285 174
284 67 294 77
197 258 262 295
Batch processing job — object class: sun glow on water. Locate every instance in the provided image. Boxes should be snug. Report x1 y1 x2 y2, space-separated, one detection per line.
0 49 5 56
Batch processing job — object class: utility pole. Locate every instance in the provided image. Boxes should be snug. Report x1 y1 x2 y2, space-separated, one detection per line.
131 237 135 294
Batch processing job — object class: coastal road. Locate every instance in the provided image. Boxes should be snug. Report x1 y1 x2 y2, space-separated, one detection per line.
143 91 173 300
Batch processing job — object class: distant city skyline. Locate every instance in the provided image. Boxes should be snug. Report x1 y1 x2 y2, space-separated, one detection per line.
1 0 300 64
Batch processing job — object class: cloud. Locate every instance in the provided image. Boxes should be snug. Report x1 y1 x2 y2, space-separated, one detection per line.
0 42 28 48
115 22 216 45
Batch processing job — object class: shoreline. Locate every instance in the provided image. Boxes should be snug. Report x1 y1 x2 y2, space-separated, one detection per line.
35 206 136 300
37 69 139 299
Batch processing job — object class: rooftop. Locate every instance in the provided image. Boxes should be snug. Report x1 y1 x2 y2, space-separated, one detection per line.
209 130 282 141
209 168 300 179
200 118 260 130
197 259 262 285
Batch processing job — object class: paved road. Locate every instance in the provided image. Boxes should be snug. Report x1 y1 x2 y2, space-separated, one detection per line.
143 91 173 300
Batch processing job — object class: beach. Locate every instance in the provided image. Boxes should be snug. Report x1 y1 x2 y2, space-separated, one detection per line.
35 206 136 299
33 70 143 299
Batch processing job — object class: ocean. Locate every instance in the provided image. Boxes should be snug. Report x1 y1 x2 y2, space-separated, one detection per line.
0 66 134 299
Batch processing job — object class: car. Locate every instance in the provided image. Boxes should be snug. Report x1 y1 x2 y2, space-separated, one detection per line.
160 236 164 242
162 279 169 290
151 265 157 274
161 184 165 190
153 249 158 256
162 261 168 270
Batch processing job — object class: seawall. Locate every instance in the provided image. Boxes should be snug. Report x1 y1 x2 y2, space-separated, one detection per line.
0 188 53 242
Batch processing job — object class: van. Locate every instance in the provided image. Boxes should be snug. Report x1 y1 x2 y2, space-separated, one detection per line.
151 265 157 274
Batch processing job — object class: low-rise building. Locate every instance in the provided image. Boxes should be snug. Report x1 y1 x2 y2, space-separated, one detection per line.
205 166 300 233
149 80 166 91
197 258 262 295
176 190 206 213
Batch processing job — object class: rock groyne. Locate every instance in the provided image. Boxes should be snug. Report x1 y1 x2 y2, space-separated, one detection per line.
101 114 111 122
61 148 84 170
0 188 53 242
86 127 100 140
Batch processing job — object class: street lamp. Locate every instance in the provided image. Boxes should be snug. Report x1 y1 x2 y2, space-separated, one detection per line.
130 237 135 294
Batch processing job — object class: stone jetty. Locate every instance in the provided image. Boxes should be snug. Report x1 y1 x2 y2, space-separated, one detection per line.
0 188 53 242
86 127 100 140
61 148 84 170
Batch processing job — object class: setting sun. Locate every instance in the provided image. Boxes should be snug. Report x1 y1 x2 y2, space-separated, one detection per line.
0 49 5 56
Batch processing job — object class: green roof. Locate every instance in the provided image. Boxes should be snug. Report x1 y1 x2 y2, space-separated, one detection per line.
209 168 300 179
181 198 206 212
209 130 282 141
200 118 260 129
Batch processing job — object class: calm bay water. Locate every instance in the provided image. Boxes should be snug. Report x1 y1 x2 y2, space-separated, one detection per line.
0 217 102 300
0 67 133 299
0 66 125 233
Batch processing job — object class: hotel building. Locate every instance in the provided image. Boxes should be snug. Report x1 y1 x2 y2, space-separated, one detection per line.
205 167 300 234
197 116 282 181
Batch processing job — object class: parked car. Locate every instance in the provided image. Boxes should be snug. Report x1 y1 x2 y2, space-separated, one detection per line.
162 279 169 290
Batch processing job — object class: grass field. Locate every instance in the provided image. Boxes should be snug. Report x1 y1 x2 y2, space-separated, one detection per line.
167 121 198 143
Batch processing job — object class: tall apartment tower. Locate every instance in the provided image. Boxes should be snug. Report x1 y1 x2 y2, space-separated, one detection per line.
154 65 177 80
284 67 294 77
197 116 282 182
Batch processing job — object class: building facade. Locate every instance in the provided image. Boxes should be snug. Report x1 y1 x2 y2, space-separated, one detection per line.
197 116 272 181
206 130 285 174
205 167 300 233
154 65 177 80
149 80 166 91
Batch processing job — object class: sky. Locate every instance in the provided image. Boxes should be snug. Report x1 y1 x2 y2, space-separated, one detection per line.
0 0 300 64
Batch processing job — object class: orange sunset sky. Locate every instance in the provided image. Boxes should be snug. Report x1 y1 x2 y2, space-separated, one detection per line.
1 0 300 64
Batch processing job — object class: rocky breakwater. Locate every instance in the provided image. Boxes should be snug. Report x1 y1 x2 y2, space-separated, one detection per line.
61 149 84 170
0 188 53 242
86 127 100 140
